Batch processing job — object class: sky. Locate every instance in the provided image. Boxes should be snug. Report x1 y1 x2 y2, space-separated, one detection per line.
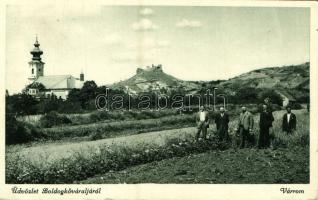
5 5 310 94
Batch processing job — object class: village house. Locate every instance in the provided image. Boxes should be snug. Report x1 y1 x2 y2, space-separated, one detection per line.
276 90 297 107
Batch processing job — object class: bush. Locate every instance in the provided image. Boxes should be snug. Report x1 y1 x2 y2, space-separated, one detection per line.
39 111 72 128
5 115 43 145
89 112 102 122
90 129 104 141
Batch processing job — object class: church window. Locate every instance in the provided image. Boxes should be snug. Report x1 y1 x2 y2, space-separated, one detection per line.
32 68 34 74
39 68 41 72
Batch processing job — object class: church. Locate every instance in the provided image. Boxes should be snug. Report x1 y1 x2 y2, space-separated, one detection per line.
27 37 84 99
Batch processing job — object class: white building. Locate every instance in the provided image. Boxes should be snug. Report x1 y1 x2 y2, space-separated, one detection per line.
276 90 297 107
27 37 84 99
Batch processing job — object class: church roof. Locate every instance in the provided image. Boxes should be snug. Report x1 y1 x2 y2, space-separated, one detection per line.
35 75 75 89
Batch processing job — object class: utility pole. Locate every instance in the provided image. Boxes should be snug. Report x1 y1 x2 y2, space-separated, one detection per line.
217 94 226 110
213 87 218 111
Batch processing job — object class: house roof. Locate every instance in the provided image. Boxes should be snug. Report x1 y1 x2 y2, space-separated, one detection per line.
276 90 296 101
35 75 74 89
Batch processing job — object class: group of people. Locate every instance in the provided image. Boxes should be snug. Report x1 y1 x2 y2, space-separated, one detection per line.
195 104 297 148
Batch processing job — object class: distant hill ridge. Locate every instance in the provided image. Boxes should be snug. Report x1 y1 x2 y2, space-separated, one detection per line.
222 62 309 90
109 62 310 95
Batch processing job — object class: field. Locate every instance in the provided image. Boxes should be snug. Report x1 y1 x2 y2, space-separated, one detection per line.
6 109 309 184
81 147 308 184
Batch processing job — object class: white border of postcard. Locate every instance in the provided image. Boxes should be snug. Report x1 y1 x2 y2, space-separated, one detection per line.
0 0 317 200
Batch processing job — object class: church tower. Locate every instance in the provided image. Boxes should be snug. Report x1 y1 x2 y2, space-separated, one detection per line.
28 36 45 83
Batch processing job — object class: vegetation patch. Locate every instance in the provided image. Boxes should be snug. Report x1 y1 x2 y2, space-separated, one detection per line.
80 146 309 184
42 114 196 141
39 111 72 128
5 115 44 145
6 137 229 184
6 110 309 184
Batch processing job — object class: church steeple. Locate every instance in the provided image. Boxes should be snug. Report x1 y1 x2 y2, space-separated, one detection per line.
30 36 43 61
28 36 45 83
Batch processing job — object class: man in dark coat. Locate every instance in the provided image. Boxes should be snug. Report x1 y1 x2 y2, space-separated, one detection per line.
259 104 274 148
215 107 230 141
282 106 297 134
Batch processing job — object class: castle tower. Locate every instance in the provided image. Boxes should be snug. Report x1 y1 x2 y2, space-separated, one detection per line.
28 36 45 83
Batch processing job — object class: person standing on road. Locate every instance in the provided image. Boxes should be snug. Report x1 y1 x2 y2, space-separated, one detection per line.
195 105 210 141
259 104 274 148
236 106 254 148
215 107 230 141
282 106 297 134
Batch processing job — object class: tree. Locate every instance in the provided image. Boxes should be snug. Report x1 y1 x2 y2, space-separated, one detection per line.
80 81 98 109
229 87 260 104
68 88 81 102
257 89 283 106
6 93 38 116
36 94 63 114
67 81 98 110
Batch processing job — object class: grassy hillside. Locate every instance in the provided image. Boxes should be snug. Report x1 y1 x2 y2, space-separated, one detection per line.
221 62 309 90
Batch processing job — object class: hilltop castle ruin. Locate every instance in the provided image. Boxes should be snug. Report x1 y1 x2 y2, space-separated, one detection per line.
136 64 163 74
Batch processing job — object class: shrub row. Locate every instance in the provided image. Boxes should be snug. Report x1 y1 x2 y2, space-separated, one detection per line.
9 112 196 144
6 136 230 184
39 111 72 128
43 114 196 141
22 109 189 127
68 109 184 126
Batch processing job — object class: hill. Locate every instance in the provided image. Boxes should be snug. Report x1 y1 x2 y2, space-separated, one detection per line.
220 62 309 90
218 62 310 102
109 62 309 101
110 64 199 94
